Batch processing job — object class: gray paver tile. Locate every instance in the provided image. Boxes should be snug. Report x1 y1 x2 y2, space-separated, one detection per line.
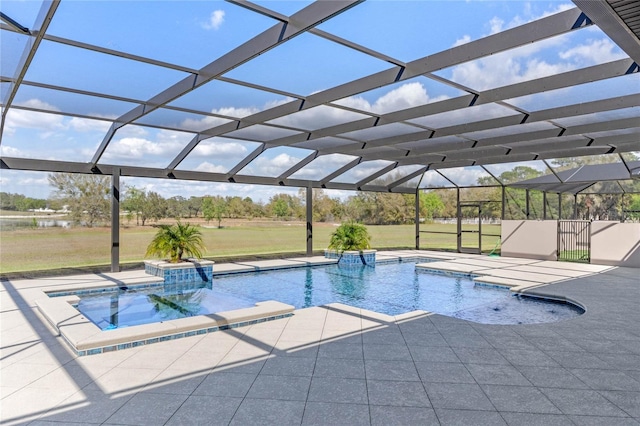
545 351 612 369
367 380 431 407
104 392 188 426
41 390 133 424
436 408 507 425
363 343 412 360
599 390 640 417
370 405 438 425
540 387 629 416
313 357 365 379
404 332 450 347
247 375 311 401
164 395 242 425
424 383 495 411
260 356 316 376
193 372 256 397
483 335 538 351
408 345 459 362
517 366 590 389
365 360 420 381
443 333 492 348
569 369 640 391
414 361 475 384
230 398 305 426
500 412 574 426
529 338 587 353
302 402 369 426
362 330 406 345
317 342 363 359
481 384 561 414
143 369 207 395
597 354 640 371
568 415 640 425
452 347 510 365
466 363 532 386
498 348 560 367
308 377 368 404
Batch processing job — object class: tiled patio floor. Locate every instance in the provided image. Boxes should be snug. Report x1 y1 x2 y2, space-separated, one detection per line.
2 252 640 425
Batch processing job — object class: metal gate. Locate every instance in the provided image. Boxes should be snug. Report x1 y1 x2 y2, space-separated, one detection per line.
557 220 591 263
458 203 481 254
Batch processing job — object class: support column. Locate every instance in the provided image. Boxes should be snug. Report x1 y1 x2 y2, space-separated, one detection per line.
415 189 420 249
306 183 313 257
543 192 547 220
558 193 562 220
574 194 578 219
111 168 121 272
456 187 461 252
501 186 506 220
525 189 530 219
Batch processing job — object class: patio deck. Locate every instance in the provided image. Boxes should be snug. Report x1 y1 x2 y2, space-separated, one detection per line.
2 252 640 425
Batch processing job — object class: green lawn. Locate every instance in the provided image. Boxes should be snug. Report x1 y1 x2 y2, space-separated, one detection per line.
0 221 502 274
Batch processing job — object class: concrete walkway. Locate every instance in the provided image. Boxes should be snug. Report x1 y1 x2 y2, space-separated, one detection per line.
2 253 640 425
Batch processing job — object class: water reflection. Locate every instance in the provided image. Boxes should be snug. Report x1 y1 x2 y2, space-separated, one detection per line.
304 268 313 308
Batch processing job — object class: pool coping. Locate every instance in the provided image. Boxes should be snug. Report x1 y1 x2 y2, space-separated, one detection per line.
35 295 294 356
34 251 596 356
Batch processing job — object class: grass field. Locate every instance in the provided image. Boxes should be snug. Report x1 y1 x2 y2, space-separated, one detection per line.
0 219 501 274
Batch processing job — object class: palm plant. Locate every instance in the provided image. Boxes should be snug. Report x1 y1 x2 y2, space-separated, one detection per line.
145 221 206 263
328 221 371 253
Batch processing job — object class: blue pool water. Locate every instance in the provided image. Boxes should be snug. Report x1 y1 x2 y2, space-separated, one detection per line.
76 262 583 330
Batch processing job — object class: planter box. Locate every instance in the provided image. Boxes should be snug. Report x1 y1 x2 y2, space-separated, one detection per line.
144 259 214 283
324 249 376 266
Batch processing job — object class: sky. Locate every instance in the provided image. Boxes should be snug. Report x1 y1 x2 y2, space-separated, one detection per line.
0 0 636 201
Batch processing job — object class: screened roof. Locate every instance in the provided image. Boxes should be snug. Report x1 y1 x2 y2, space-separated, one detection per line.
1 0 639 195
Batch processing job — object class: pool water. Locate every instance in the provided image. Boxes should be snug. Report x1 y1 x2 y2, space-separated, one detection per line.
76 262 583 330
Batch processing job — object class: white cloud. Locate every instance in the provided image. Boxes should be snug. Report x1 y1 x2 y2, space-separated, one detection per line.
103 137 176 160
192 140 249 157
447 3 589 91
69 117 112 133
289 154 357 180
194 162 228 173
4 101 65 135
337 82 449 115
241 152 300 176
0 145 24 156
202 10 225 30
180 115 231 131
0 170 52 198
268 105 366 130
559 38 627 66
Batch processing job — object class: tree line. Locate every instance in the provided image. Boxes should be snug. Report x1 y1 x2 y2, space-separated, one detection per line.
2 160 639 228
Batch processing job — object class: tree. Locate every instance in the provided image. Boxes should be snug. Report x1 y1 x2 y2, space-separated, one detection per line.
328 221 372 252
267 194 303 219
187 196 202 218
143 192 167 224
145 221 206 263
202 196 226 227
122 185 146 225
48 173 110 227
420 191 445 221
166 196 189 219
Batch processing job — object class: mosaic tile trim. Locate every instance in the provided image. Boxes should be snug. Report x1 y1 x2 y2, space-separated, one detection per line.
415 267 480 279
47 281 165 298
145 263 213 283
473 282 511 291
73 313 293 357
324 250 376 265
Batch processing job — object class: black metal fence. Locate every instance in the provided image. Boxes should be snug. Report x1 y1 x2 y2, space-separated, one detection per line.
557 220 591 263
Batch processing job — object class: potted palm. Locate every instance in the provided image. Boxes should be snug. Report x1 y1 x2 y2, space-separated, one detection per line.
325 221 376 265
144 221 214 283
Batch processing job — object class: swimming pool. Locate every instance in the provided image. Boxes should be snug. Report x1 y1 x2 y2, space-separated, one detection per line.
76 262 583 329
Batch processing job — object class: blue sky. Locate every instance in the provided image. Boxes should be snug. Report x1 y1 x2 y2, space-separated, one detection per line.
0 0 635 201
